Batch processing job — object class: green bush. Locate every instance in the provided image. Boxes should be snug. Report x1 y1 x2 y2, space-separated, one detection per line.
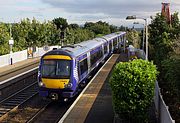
109 59 158 122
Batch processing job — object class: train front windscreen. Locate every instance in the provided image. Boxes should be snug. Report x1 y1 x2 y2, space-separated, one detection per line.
41 60 71 79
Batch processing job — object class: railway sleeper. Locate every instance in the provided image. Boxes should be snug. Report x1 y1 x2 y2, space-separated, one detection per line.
0 108 10 111
3 100 21 104
2 103 17 106
8 98 24 101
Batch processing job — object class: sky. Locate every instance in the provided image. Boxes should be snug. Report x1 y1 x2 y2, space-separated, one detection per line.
0 0 179 27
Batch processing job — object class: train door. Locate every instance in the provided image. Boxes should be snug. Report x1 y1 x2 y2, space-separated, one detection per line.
87 52 91 74
103 43 108 58
77 54 88 82
109 40 112 54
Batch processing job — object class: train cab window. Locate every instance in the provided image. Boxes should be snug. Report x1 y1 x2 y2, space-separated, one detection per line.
79 58 88 75
42 60 56 76
56 61 70 76
42 60 70 78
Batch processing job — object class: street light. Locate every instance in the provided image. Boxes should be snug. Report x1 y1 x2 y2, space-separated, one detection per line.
126 15 148 60
133 22 145 51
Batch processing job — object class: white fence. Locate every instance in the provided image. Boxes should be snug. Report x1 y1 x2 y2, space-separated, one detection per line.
154 81 175 123
0 46 59 68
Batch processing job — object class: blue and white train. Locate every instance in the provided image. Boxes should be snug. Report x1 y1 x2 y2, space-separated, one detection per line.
38 32 126 100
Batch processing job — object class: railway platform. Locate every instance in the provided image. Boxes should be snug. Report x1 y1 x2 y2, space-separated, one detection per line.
60 53 128 123
0 57 40 79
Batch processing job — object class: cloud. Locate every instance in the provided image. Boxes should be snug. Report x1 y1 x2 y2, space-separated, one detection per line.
41 0 163 18
0 0 179 26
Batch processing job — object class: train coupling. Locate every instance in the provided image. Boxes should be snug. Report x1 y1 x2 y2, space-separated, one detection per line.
50 93 58 100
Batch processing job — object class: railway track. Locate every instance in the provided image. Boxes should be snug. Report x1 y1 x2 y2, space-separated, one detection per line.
0 82 38 122
23 56 112 123
0 55 115 123
0 61 39 82
26 100 74 123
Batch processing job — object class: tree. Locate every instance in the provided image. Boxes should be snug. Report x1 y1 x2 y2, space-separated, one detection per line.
69 23 79 29
52 17 68 31
119 25 127 31
126 29 141 48
149 13 171 64
170 12 180 39
0 23 10 55
109 25 118 33
84 21 111 35
149 12 180 121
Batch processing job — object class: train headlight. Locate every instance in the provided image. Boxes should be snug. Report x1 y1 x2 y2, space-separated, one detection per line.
38 81 45 87
64 83 72 88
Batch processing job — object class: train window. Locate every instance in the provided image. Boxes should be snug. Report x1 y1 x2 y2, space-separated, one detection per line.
79 58 88 75
98 48 103 58
56 60 70 77
118 36 120 43
90 52 97 67
42 60 56 77
113 38 117 47
104 45 108 54
90 47 103 67
42 60 70 78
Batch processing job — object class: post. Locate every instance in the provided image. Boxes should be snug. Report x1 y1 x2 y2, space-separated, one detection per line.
123 36 126 52
145 19 148 60
9 38 14 65
142 25 145 51
126 15 148 60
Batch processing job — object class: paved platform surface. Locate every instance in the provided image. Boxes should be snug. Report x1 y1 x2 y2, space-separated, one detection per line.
0 57 40 77
62 53 128 123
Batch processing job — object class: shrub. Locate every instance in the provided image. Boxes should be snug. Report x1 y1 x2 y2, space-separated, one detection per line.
109 59 158 122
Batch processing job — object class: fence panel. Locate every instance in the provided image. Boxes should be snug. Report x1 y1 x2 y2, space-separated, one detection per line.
154 81 175 123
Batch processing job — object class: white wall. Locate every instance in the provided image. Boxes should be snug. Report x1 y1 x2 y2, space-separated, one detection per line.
0 50 27 67
0 54 10 67
0 46 59 68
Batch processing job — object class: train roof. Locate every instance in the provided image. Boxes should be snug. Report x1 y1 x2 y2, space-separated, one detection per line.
62 38 107 57
102 32 126 40
43 32 126 59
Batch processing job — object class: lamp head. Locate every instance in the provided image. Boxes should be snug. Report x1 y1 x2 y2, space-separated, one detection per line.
126 15 136 20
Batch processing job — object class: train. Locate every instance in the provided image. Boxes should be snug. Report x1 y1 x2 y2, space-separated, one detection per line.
38 32 126 100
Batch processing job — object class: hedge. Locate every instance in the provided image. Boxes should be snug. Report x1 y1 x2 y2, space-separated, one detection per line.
109 59 158 122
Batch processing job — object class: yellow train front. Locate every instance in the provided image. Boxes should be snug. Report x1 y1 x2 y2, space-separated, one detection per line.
38 50 78 100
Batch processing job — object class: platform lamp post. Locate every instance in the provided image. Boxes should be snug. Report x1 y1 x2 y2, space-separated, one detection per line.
133 22 145 51
9 24 14 65
126 15 148 60
9 37 14 65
